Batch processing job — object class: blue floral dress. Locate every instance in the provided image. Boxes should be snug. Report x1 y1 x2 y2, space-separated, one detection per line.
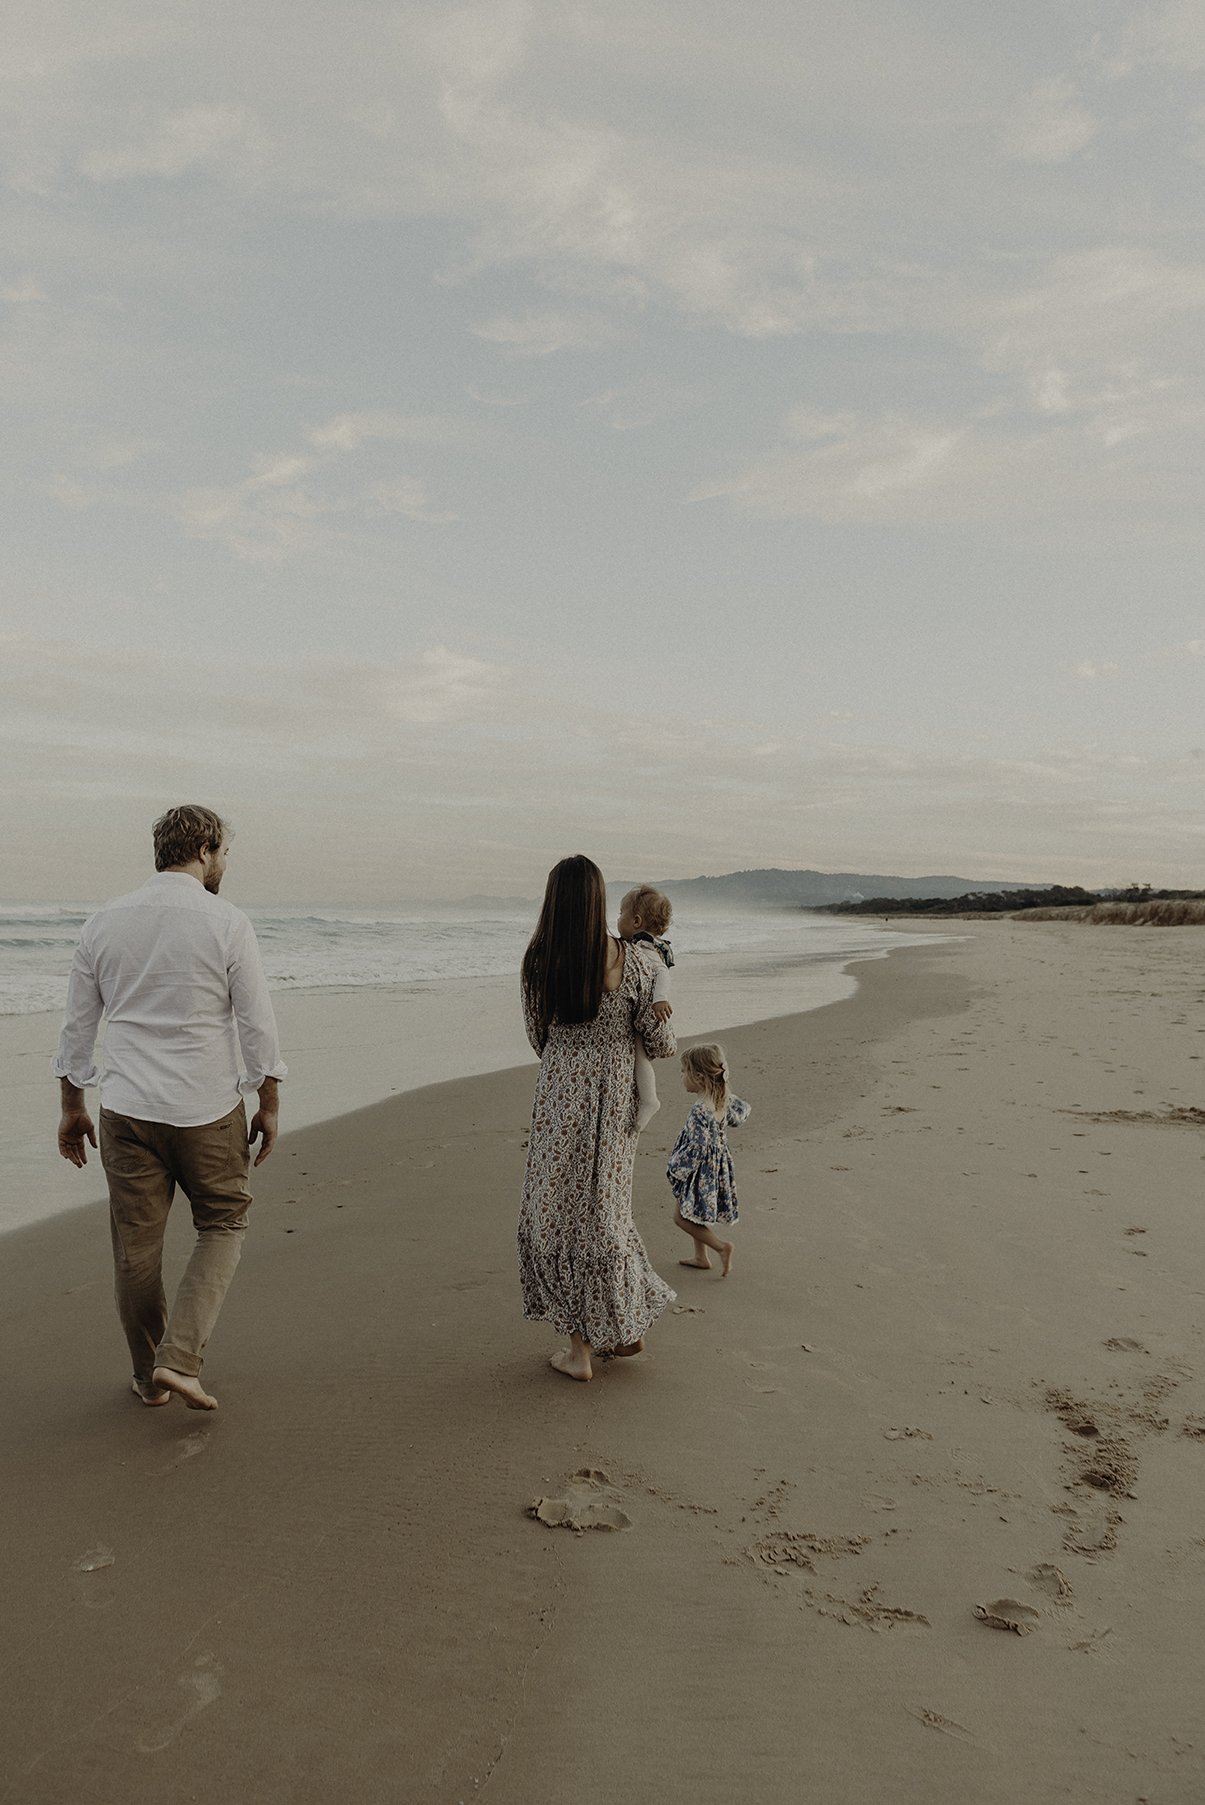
667 1098 750 1225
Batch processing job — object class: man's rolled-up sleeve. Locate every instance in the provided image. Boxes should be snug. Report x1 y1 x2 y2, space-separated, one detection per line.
228 916 288 1091
52 940 104 1088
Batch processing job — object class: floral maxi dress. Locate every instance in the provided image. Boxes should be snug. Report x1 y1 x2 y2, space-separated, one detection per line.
518 945 677 1349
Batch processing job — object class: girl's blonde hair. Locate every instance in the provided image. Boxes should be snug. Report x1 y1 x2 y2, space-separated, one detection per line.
681 1043 729 1116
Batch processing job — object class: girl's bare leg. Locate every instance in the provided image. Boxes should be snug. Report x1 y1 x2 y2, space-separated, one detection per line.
675 1208 734 1277
551 1331 593 1381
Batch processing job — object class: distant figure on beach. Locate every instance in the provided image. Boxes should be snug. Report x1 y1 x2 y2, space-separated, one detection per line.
518 855 677 1382
617 885 675 1131
53 805 286 1412
667 1044 750 1279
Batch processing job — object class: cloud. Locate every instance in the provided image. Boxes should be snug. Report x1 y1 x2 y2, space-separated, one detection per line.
0 277 47 303
1074 660 1120 680
367 477 457 523
1117 3 1205 74
80 104 268 183
695 409 965 521
168 410 469 560
1000 77 1096 164
379 645 509 722
3 628 1203 895
306 411 477 450
578 378 699 431
470 308 621 357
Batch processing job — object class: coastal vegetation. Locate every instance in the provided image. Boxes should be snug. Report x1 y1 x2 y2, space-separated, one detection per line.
821 885 1205 923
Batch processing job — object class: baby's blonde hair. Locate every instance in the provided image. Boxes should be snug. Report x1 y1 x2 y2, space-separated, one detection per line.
623 885 672 937
682 1043 729 1116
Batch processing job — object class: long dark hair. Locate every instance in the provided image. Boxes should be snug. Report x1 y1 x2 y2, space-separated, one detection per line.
522 855 609 1039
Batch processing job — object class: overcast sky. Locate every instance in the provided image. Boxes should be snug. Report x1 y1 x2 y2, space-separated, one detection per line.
4 0 1204 901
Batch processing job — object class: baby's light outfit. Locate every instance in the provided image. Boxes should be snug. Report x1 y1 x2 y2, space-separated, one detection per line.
628 932 673 1132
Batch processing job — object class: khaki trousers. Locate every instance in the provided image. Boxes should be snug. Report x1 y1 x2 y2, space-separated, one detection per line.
99 1101 252 1381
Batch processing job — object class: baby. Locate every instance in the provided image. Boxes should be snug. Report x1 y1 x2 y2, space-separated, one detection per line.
617 885 674 1132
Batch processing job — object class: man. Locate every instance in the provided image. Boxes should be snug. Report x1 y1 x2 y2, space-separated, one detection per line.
54 804 287 1411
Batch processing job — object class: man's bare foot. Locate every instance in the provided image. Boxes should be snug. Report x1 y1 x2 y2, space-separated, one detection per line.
679 1256 711 1270
612 1339 644 1357
152 1366 218 1410
550 1347 593 1382
131 1377 172 1407
720 1241 735 1278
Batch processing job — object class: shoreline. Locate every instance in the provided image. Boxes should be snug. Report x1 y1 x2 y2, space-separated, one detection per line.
0 930 941 1236
6 922 1205 1802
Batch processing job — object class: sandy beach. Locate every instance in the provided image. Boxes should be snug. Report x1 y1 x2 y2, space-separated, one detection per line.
4 920 1205 1803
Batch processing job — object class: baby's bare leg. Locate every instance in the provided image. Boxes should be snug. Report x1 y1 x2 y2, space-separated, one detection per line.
634 1047 660 1132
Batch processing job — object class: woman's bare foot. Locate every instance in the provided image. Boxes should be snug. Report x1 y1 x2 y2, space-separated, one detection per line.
131 1377 171 1407
152 1366 218 1410
720 1241 735 1278
612 1339 644 1357
679 1256 711 1270
550 1347 593 1382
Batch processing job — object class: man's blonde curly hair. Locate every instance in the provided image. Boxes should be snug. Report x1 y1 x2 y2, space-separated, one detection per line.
152 805 229 872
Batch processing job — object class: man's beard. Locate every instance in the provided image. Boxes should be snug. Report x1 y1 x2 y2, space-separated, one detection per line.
203 870 223 894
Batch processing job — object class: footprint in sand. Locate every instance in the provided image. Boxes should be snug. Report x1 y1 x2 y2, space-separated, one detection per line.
72 1545 115 1573
527 1468 632 1534
135 1653 223 1754
71 1544 118 1611
672 1304 705 1314
973 1598 1042 1635
158 1430 210 1475
813 1585 929 1632
1058 1503 1121 1555
1027 1562 1074 1603
908 1706 976 1743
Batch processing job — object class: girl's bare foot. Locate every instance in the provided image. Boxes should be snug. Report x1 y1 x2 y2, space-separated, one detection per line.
720 1241 735 1278
550 1347 593 1382
152 1366 218 1410
679 1256 710 1270
612 1339 644 1357
131 1377 171 1407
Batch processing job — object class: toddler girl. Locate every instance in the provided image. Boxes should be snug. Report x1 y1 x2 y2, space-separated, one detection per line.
617 885 674 1132
667 1043 750 1277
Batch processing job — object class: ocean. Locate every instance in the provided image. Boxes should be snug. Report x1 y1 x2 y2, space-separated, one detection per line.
1 898 936 1234
0 898 910 1018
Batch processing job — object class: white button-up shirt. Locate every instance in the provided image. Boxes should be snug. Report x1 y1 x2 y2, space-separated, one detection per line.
53 872 288 1127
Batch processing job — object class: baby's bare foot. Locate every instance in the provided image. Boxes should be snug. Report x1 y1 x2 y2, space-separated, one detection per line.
720 1242 735 1278
152 1366 218 1410
679 1256 711 1270
550 1347 593 1382
131 1377 172 1407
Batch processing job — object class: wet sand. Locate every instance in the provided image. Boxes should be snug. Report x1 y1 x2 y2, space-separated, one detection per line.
3 922 1205 1803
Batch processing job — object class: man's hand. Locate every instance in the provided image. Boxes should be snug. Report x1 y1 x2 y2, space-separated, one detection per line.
652 1000 673 1022
249 1108 278 1166
249 1076 280 1167
58 1096 96 1167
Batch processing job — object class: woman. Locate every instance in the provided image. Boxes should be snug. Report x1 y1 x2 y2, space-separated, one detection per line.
518 855 677 1381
